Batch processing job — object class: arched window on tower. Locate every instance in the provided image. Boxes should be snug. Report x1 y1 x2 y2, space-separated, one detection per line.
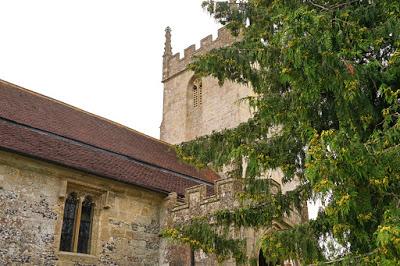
60 192 95 254
192 78 202 108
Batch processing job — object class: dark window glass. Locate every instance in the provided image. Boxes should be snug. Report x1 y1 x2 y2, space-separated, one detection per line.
77 196 94 254
60 192 78 252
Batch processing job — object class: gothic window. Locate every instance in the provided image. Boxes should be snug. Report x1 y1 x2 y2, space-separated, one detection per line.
192 79 202 108
60 192 95 254
77 196 94 253
60 192 78 252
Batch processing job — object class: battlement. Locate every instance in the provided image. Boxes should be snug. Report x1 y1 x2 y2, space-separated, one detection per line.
163 27 240 81
161 177 302 265
166 178 240 222
165 177 304 226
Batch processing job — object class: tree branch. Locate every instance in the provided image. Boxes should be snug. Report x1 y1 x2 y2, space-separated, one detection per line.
308 1 330 11
307 0 361 11
331 0 361 10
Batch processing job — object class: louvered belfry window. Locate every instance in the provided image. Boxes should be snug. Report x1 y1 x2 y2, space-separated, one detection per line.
193 79 202 108
60 192 94 254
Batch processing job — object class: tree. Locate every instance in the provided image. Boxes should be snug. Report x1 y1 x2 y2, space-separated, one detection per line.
163 1 400 264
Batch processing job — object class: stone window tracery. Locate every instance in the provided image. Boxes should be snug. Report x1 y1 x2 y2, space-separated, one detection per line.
192 79 202 108
60 192 95 254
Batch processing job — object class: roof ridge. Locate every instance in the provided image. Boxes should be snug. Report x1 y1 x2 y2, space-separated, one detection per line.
0 79 173 147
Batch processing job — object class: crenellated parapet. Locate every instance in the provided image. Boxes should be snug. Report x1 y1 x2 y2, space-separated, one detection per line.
161 177 305 265
164 177 304 228
166 178 241 224
162 27 241 82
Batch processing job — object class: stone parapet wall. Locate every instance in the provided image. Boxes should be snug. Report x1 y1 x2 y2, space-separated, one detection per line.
168 177 302 228
160 178 243 266
161 178 303 265
170 178 241 221
163 28 240 82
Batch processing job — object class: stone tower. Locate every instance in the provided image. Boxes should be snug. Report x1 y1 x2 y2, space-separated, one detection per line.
159 28 306 265
160 27 253 144
160 26 304 197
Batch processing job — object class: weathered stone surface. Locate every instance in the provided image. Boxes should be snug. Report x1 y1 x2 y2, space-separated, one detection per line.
160 70 253 145
170 181 303 266
160 29 252 145
161 178 303 265
0 150 163 266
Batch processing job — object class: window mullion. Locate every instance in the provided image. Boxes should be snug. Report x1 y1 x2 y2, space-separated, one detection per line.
73 196 83 253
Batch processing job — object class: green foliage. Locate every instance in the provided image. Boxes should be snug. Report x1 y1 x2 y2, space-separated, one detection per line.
376 207 400 260
165 0 400 264
161 218 246 263
261 222 324 265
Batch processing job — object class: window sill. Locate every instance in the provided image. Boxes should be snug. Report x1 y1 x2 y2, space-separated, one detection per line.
57 251 98 264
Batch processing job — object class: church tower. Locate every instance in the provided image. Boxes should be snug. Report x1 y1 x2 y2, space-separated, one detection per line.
159 27 304 193
159 28 307 266
160 27 253 144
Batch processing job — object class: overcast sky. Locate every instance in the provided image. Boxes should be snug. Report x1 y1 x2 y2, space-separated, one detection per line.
0 0 220 138
1 1 321 218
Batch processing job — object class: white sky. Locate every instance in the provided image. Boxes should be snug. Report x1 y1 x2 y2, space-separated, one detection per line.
0 0 220 138
1 0 320 219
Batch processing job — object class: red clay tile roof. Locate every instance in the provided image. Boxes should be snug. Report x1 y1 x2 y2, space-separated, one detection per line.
0 79 219 196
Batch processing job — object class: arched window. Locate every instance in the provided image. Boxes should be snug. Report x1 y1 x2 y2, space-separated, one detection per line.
60 192 78 252
192 78 202 108
77 196 94 254
60 192 95 254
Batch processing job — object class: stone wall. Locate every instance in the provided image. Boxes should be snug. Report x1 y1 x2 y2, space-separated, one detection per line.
160 178 303 265
160 28 252 145
0 150 164 266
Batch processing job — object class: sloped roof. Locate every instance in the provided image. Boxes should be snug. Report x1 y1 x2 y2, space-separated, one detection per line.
0 79 218 196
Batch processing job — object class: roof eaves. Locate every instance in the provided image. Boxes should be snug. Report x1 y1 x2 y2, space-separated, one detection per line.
0 116 214 188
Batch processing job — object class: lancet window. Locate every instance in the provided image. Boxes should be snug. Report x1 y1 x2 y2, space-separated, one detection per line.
60 192 94 254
